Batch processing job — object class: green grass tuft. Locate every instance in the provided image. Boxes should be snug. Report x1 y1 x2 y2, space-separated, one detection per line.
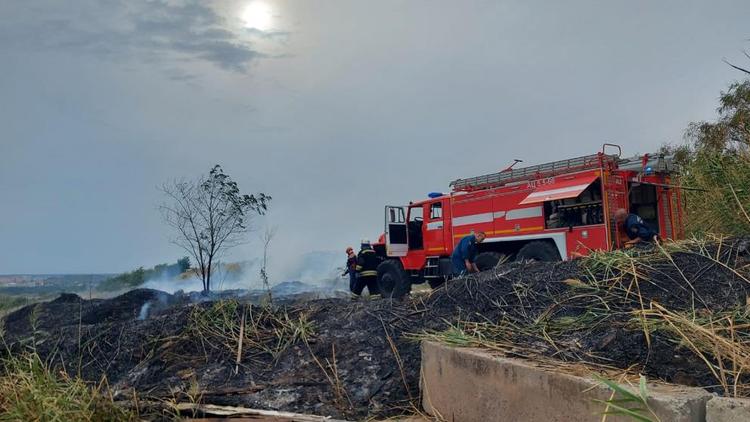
0 352 136 421
594 375 660 422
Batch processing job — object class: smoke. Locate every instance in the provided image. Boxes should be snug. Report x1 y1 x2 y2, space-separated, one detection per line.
137 302 151 320
140 251 348 295
141 260 257 293
277 251 346 290
141 271 202 294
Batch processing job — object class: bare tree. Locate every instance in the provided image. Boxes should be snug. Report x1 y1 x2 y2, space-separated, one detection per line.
259 226 277 304
160 165 270 294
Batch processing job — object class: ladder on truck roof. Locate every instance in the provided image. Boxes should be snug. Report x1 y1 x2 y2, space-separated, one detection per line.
449 152 618 192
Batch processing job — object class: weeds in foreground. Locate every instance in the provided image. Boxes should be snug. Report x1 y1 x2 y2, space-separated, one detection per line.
594 375 660 422
304 340 353 415
418 236 750 400
162 374 204 419
415 320 539 356
380 319 414 402
0 352 136 421
189 299 314 366
584 236 750 397
635 303 750 397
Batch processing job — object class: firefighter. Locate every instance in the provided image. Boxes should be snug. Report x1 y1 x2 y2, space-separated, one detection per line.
615 208 658 247
451 231 486 276
353 239 381 297
341 246 358 292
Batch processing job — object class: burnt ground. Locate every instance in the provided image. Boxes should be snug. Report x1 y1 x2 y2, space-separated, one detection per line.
2 237 750 420
1 289 425 420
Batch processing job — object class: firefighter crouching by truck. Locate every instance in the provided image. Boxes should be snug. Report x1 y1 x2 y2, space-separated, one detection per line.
352 239 381 297
451 231 486 276
614 208 659 247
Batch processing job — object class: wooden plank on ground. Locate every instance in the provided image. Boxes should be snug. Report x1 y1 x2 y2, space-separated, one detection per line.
175 403 348 421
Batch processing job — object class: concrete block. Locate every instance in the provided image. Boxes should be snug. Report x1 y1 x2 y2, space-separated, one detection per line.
421 341 712 422
707 396 750 422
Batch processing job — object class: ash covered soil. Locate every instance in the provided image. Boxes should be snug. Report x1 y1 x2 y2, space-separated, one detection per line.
2 238 750 420
1 289 425 420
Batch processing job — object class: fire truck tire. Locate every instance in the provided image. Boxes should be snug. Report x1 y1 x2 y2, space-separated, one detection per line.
515 241 561 262
475 252 505 271
377 260 411 299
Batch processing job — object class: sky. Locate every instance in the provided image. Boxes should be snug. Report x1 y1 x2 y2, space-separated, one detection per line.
1 0 749 276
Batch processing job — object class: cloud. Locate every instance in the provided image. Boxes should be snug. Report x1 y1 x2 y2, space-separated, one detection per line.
164 67 198 82
0 0 266 73
244 27 291 42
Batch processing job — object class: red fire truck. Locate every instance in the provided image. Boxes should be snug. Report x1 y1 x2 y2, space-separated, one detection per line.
370 144 684 298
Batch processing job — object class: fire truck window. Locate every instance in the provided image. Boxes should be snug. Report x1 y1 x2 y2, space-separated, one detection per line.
430 203 442 219
409 207 423 222
389 208 405 223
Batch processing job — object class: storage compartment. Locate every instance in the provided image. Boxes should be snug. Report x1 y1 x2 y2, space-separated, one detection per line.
628 183 659 234
545 179 604 229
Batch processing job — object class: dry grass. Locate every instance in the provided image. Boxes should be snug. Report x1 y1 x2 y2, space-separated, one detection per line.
189 299 314 366
417 236 750 401
636 302 750 397
304 339 353 414
381 320 414 402
0 352 136 421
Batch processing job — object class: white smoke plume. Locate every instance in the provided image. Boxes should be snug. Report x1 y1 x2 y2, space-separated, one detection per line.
141 251 348 295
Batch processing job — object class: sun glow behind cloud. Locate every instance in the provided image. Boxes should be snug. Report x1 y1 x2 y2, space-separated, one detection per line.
241 1 273 31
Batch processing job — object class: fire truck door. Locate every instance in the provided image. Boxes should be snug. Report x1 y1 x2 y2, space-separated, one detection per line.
424 201 446 254
384 206 408 257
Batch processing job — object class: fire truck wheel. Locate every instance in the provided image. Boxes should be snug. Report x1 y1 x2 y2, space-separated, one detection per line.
475 252 506 271
377 260 411 299
515 241 561 262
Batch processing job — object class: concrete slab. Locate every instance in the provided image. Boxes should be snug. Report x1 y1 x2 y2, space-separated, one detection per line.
421 341 712 422
707 396 750 422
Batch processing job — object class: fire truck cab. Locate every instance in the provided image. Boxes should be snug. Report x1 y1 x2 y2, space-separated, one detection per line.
372 144 683 298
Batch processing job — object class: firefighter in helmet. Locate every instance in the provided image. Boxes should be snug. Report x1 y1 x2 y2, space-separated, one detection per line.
341 246 358 292
353 239 381 297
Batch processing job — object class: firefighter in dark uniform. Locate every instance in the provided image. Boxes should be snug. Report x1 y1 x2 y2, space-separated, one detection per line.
451 231 486 276
615 208 659 247
353 239 381 297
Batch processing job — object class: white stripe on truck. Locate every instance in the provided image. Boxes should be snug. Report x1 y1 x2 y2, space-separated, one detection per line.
506 206 543 220
453 207 543 226
452 212 494 226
